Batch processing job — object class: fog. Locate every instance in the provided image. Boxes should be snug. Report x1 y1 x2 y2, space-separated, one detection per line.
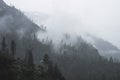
4 0 120 48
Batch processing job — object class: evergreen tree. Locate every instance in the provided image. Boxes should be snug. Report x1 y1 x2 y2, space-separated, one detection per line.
1 37 9 56
43 54 49 65
1 37 6 52
109 57 114 63
22 49 35 80
0 51 18 80
10 40 16 58
24 49 34 66
53 64 65 80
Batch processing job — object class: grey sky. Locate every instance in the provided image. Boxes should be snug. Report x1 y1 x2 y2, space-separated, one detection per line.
4 0 120 48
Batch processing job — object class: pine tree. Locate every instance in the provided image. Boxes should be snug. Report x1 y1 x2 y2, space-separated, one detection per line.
0 51 18 80
24 49 34 67
53 64 65 80
22 49 35 80
47 61 54 80
10 40 16 58
43 54 49 65
109 57 113 63
1 37 9 55
1 37 6 52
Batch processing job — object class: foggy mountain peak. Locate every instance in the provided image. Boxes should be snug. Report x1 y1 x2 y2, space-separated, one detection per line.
0 0 45 38
83 34 120 51
1 1 120 80
25 11 120 53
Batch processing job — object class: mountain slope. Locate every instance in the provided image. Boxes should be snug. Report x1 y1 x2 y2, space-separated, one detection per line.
83 34 120 59
0 0 46 61
0 0 44 36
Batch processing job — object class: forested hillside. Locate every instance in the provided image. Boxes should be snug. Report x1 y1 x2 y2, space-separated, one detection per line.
1 0 120 80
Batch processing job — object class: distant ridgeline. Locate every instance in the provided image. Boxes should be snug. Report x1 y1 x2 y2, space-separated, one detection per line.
1 0 120 80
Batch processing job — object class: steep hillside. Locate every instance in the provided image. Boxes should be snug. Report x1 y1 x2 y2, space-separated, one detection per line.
0 0 46 61
0 0 43 36
83 34 120 59
1 1 120 80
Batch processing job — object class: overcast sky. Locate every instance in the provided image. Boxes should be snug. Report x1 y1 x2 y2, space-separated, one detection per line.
4 0 120 48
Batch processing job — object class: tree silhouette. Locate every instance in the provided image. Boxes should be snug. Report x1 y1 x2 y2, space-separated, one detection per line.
1 37 6 52
43 54 49 65
10 40 16 58
24 49 34 66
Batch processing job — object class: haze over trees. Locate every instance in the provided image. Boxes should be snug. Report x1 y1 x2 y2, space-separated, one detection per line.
1 0 120 80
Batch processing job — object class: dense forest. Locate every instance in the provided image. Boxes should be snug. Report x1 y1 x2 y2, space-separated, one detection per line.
1 0 120 80
1 32 120 80
0 37 65 80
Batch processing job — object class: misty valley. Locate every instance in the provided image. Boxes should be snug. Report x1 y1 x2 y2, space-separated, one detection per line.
1 0 120 80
